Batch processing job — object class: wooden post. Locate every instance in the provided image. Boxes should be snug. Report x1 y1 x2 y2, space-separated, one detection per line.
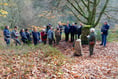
74 39 82 56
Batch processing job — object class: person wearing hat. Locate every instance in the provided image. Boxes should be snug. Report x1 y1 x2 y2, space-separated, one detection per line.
87 28 96 56
41 29 47 44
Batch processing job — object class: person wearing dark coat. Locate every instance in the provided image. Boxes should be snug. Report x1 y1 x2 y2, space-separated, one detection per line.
100 22 110 47
3 26 11 46
41 29 47 44
70 23 76 42
64 23 70 42
46 24 52 33
20 29 28 44
88 28 96 56
74 23 79 40
32 27 40 45
78 23 83 39
25 29 32 44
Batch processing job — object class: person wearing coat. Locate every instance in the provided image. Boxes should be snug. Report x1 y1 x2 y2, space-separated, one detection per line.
78 23 83 39
87 28 96 56
74 23 79 40
41 29 47 44
64 24 70 42
20 29 28 44
70 23 76 42
58 22 63 40
100 22 110 47
11 26 21 46
47 27 54 45
32 27 40 45
25 29 32 44
3 26 11 46
55 28 61 45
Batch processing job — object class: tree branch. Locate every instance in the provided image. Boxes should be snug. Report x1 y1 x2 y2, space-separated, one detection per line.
66 5 87 24
67 0 88 19
94 0 109 27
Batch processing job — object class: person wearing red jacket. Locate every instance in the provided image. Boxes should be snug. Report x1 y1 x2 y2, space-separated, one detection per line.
41 29 47 44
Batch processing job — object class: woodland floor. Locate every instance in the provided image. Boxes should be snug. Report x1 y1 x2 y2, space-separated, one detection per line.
56 41 118 79
0 33 118 79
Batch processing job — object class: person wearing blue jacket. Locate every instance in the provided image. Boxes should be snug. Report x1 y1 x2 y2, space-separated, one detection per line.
25 29 32 44
20 29 28 44
32 27 40 45
3 26 11 46
100 22 110 47
64 22 70 42
47 27 54 45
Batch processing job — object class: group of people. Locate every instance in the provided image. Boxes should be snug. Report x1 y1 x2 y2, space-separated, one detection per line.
87 22 110 56
3 21 83 46
3 21 110 56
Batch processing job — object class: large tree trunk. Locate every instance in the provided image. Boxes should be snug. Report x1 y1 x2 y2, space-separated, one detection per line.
81 27 90 45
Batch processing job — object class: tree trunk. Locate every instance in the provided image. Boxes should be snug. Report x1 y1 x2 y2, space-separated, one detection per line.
74 39 82 56
81 27 90 45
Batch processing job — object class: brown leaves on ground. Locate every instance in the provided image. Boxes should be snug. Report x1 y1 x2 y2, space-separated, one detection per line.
0 40 118 79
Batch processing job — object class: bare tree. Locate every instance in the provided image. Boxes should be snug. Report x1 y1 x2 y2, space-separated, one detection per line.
65 0 109 44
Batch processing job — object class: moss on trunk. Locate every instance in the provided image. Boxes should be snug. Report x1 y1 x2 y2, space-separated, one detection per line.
81 26 91 45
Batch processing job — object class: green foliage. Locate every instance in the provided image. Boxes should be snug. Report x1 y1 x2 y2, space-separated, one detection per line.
0 26 4 30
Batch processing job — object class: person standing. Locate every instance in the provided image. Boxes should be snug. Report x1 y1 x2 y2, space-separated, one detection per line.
32 27 40 45
20 29 28 44
46 24 52 33
41 29 47 44
58 22 63 40
3 26 11 46
64 22 70 42
55 28 61 45
25 29 32 44
70 23 76 42
11 26 21 46
78 23 83 39
47 27 54 45
100 22 110 47
74 23 78 40
88 28 96 57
